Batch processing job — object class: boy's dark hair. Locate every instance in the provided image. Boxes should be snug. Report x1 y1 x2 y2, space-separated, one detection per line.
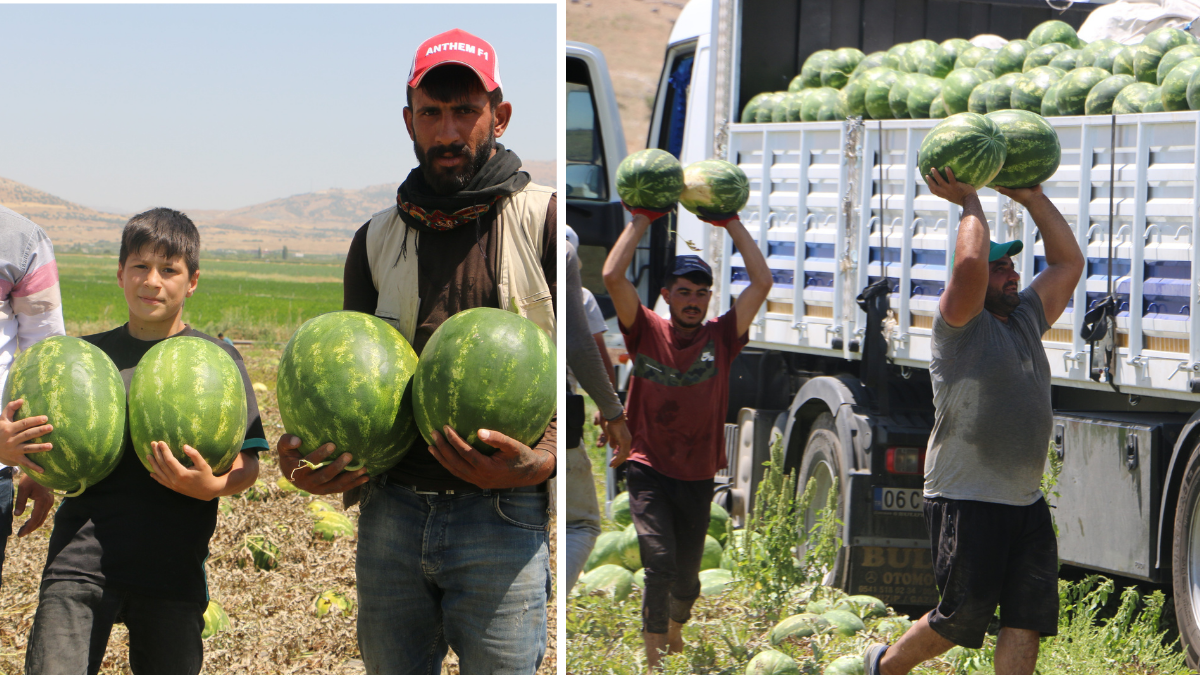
406 64 503 113
119 208 201 276
664 271 714 290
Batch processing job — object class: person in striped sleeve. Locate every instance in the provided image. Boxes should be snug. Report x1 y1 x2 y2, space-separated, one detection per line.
0 205 64 583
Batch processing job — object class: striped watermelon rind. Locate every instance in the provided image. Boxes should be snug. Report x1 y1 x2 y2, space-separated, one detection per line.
1134 45 1166 84
1080 39 1121 69
276 311 420 476
1056 67 1109 115
800 50 835 88
412 307 556 455
967 81 993 114
821 48 864 89
1143 26 1195 58
955 46 991 70
1113 47 1136 76
1114 82 1160 114
889 74 918 118
994 40 1034 76
1010 67 1064 113
1084 74 1138 115
1023 43 1069 71
941 38 971 60
1048 49 1081 71
943 68 991 115
3 336 126 496
1041 79 1064 116
986 109 1062 188
801 88 841 122
129 336 247 477
907 77 943 118
917 112 1007 189
865 71 902 119
902 40 938 74
616 149 685 210
918 46 956 79
752 93 786 124
680 159 750 216
1028 20 1082 49
929 93 948 118
986 73 1023 112
1157 44 1200 84
1162 57 1200 110
741 93 772 123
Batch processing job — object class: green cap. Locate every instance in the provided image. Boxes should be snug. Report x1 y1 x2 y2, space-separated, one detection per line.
949 239 1023 271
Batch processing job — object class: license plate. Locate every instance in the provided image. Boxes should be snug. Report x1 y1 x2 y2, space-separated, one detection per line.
874 487 923 513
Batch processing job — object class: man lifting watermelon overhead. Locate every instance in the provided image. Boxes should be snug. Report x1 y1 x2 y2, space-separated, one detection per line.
275 28 557 675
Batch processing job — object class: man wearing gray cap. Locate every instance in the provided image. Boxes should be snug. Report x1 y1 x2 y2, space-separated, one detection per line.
602 209 772 670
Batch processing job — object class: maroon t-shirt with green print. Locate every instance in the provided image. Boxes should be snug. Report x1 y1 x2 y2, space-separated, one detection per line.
620 304 748 481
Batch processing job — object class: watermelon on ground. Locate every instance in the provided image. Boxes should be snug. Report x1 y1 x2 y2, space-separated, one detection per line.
1163 57 1200 109
1114 82 1160 113
307 500 335 515
413 308 555 455
202 600 230 639
930 93 948 118
993 40 1034 76
700 535 724 570
839 595 888 619
770 613 830 644
955 45 990 69
246 534 278 570
986 72 1023 112
943 68 990 114
741 92 772 122
313 511 355 540
585 531 624 572
709 501 730 543
698 568 733 596
1134 44 1167 84
277 311 419 475
822 609 867 636
1144 26 1195 57
1084 74 1137 114
888 73 919 118
821 47 865 89
1029 20 1082 49
616 148 685 210
864 70 902 119
1056 66 1108 115
130 336 246 476
312 590 353 618
917 112 1007 189
1041 79 1064 116
902 40 938 73
918 45 956 79
805 598 832 615
877 616 914 637
986 109 1061 188
619 523 640 571
1113 46 1136 75
826 655 865 675
2 336 125 496
680 159 750 217
632 567 645 587
1158 44 1200 83
1049 48 1081 70
578 564 634 601
753 93 786 123
746 650 800 675
907 76 943 118
800 50 835 89
1023 42 1069 71
611 491 631 526
1010 66 1065 112
801 87 841 121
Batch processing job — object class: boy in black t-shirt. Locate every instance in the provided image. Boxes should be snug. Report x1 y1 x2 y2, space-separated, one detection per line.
24 209 267 675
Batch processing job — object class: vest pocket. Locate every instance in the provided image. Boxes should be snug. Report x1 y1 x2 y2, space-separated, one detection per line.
515 290 554 329
374 312 401 330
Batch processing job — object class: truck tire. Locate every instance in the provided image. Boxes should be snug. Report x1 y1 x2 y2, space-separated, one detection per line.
1172 443 1200 669
798 412 846 584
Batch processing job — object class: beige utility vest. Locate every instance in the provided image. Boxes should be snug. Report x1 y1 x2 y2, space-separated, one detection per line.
365 182 556 342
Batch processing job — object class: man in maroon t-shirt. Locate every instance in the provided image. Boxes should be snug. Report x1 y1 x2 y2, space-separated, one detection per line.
602 208 772 670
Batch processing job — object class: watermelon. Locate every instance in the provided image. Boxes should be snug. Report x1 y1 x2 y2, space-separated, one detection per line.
955 45 991 70
2 336 125 496
129 336 246 476
276 475 309 496
994 40 1034 76
975 55 996 75
838 78 869 117
770 613 830 644
1079 39 1120 68
698 568 734 596
616 148 685 210
741 92 772 122
307 500 335 515
877 616 914 637
753 93 786 123
1144 94 1166 112
709 501 730 543
902 40 938 74
1134 44 1167 84
1084 74 1137 115
1049 49 1082 71
800 50 834 89
202 600 230 639
839 595 888 619
781 91 808 122
986 72 1023 112
700 535 724 570
585 531 624 572
277 311 419 475
578 564 634 601
1041 79 1064 116
611 491 632 526
1158 44 1200 83
1164 57 1200 109
313 511 355 540
918 46 956 79
632 567 645 587
917 112 1007 189
746 650 800 675
1029 20 1082 49
246 534 278 570
815 97 846 121
888 43 909 61
619 523 640 570
805 598 832 615
941 38 971 59
770 95 793 122
907 76 943 118
680 159 750 216
312 590 353 618
929 93 948 118
413 308 555 455
943 68 990 114
826 655 865 675
967 81 993 114
1024 42 1070 71
822 48 865 89
864 70 902 119
801 87 841 121
786 75 805 93
1144 26 1195 57
1056 67 1108 115
1114 82 1160 113
888 73 918 118
853 51 900 76
822 609 867 636
1113 46 1136 75
986 109 1061 188
1011 67 1064 112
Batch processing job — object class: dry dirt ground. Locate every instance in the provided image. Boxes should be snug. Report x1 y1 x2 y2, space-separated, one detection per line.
0 345 556 675
567 0 686 154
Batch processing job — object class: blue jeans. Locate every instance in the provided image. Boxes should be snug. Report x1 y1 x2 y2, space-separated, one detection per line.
355 476 550 675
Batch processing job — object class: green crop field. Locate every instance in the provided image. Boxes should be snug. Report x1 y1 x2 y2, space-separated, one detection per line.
57 254 344 342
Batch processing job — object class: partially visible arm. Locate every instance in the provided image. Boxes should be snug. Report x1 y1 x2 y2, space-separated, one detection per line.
567 244 623 421
929 169 989 327
343 223 378 313
602 215 653 330
726 219 773 337
217 451 260 497
13 234 65 348
998 186 1084 326
594 333 617 387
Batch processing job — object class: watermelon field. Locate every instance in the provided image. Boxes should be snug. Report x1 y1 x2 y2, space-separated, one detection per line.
569 398 1187 675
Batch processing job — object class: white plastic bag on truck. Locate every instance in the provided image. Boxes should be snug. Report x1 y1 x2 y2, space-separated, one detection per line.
1076 0 1200 44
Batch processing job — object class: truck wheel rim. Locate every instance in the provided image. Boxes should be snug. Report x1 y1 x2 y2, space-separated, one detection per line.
1190 491 1200 628
801 459 835 551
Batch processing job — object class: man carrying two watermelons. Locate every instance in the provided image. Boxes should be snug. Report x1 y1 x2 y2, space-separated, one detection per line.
276 29 556 674
864 168 1083 675
602 202 772 671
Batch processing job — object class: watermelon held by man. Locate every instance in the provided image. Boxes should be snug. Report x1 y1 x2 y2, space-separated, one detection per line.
2 335 126 496
917 112 1008 190
986 109 1061 189
679 159 751 219
615 148 685 211
275 311 420 476
412 307 556 456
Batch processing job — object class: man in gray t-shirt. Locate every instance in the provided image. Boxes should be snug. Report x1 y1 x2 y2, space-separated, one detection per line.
866 168 1083 675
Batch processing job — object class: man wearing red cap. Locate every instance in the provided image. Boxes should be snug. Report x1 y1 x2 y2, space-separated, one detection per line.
277 28 556 674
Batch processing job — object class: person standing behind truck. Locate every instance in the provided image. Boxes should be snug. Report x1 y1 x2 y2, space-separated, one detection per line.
602 207 771 671
864 167 1084 675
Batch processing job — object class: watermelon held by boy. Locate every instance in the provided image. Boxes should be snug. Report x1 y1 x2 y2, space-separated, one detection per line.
615 149 685 210
2 336 125 496
413 307 556 455
679 159 750 218
917 112 1007 190
201 600 230 639
276 311 419 476
986 109 1061 189
745 650 800 675
129 336 246 477
1084 74 1137 115
1114 82 1160 113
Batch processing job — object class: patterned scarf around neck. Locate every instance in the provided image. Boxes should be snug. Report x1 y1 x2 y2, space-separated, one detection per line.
396 143 530 233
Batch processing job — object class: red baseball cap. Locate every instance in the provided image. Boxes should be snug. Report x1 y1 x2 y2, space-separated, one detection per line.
408 28 502 92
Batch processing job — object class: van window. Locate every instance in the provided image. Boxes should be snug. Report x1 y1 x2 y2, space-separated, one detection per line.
566 59 607 201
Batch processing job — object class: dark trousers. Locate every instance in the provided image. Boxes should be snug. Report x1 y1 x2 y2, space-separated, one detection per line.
25 580 206 675
0 467 13 587
626 461 713 634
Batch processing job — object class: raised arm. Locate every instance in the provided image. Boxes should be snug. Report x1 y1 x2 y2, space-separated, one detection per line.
928 168 990 327
997 185 1084 326
602 214 654 330
725 219 773 337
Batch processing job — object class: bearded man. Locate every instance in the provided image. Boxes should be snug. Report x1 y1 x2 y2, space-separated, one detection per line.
276 28 555 674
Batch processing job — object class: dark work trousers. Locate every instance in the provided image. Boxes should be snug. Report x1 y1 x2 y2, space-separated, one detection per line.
626 460 714 634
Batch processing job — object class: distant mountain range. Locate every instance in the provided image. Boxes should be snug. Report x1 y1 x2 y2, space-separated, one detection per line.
0 160 555 254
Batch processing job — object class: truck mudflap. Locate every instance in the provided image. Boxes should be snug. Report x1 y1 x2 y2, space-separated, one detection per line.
843 469 938 606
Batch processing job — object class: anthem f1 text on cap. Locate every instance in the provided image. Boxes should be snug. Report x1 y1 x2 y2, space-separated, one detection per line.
408 28 503 92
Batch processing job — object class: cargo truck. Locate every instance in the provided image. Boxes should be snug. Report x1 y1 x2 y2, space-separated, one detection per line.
567 0 1200 664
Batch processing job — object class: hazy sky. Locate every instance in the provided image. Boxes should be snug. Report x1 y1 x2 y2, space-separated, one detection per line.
0 3 557 214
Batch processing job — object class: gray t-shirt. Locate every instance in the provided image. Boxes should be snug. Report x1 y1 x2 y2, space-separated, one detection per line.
925 287 1052 506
